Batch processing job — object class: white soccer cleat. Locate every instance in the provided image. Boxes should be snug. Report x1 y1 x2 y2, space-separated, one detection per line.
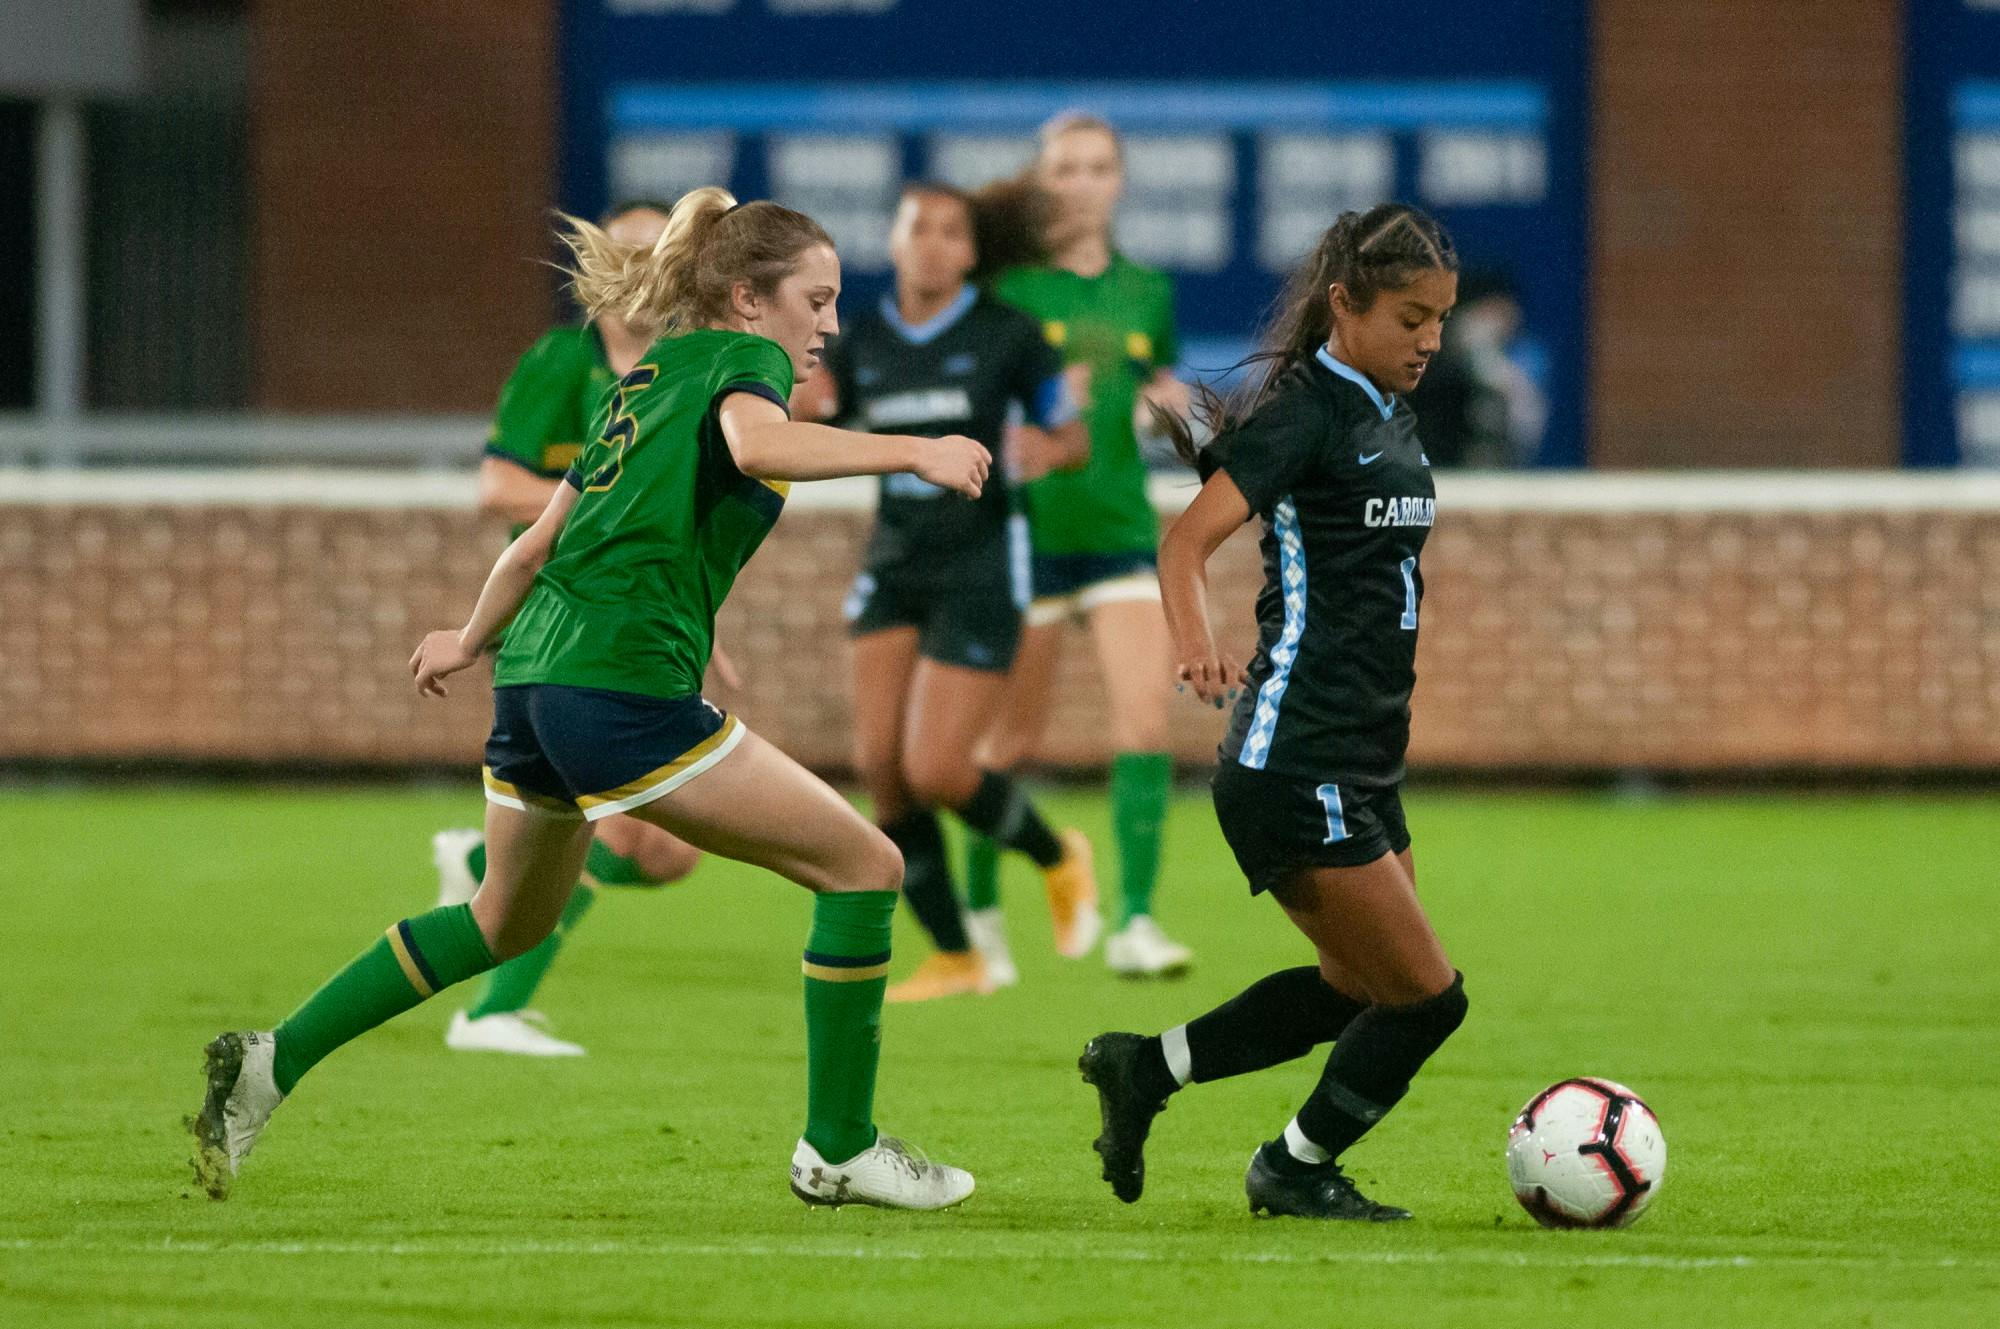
445 1009 586 1057
964 908 1019 989
190 1030 284 1200
431 828 484 907
790 1135 974 1211
1104 915 1194 978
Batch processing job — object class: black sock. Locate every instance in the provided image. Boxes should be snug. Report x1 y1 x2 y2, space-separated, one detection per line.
882 810 968 953
1181 967 1369 1084
1292 972 1467 1162
954 771 1062 869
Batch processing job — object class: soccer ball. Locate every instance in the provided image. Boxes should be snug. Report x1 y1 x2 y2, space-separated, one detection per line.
1506 1077 1666 1228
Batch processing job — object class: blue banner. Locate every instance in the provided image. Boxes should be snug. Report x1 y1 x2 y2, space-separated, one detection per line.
559 0 1590 465
1906 1 2000 466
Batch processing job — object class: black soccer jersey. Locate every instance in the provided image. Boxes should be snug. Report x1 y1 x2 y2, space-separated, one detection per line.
825 287 1070 587
1205 347 1437 786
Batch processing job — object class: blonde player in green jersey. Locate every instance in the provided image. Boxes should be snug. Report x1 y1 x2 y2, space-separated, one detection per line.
192 188 990 1211
432 199 712 1060
970 113 1195 980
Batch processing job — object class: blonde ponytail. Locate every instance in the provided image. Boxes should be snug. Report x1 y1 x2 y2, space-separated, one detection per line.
560 186 736 337
557 186 832 340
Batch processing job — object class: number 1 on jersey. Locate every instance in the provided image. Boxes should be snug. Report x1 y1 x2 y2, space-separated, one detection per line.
1399 556 1418 630
1316 783 1349 844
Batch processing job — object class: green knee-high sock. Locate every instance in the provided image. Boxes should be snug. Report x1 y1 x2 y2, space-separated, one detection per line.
272 903 496 1094
963 832 1001 912
582 839 664 887
465 884 596 1019
1112 751 1171 926
801 890 896 1163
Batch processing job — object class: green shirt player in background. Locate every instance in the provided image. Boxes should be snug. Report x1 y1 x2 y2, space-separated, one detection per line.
193 188 991 1210
430 200 713 1059
974 113 1195 978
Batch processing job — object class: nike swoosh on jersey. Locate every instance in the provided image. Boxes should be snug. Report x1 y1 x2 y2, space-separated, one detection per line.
1358 451 1384 465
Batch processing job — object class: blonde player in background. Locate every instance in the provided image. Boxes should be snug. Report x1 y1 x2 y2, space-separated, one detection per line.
970 113 1196 980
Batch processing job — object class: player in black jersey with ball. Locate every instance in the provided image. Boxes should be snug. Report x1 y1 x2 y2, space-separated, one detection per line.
1079 203 1468 1220
801 183 1097 1003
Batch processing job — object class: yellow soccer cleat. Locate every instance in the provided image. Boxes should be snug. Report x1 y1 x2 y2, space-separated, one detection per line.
885 951 993 1003
1043 829 1103 959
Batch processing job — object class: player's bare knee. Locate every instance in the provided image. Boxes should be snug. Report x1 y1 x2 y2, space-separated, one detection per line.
853 749 912 820
856 825 905 893
1316 953 1372 1004
636 836 699 884
479 913 556 963
811 823 903 895
903 751 980 810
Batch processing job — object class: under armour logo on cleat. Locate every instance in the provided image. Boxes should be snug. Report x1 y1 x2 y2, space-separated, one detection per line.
1358 451 1384 465
811 1166 855 1203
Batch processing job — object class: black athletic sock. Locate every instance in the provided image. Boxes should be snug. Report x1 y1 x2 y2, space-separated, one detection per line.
1182 966 1369 1083
1291 972 1468 1163
1129 967 1368 1104
882 810 969 953
954 771 1062 869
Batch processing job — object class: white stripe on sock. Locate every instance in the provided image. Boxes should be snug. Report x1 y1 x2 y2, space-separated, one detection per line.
1159 1025 1193 1087
1283 1117 1331 1166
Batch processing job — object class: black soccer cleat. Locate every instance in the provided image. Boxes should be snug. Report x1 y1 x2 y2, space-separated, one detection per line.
1078 1033 1170 1203
1244 1143 1413 1221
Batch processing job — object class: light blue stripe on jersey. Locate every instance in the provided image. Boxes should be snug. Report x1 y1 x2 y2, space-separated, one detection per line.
1316 346 1395 421
1006 514 1032 611
1238 495 1306 771
880 285 978 345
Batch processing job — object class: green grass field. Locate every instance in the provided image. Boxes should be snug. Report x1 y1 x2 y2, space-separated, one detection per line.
2 784 1996 1327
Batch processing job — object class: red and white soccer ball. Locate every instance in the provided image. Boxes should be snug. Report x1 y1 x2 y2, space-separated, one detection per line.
1506 1077 1666 1228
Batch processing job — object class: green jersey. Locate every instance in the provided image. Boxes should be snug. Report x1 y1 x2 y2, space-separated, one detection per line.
494 329 796 700
992 255 1178 556
487 324 617 484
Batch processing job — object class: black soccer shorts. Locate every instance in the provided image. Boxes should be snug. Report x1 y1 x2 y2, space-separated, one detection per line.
843 569 1024 674
1210 761 1411 895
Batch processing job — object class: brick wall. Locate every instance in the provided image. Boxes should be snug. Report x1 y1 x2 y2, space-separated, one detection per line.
1590 0 1904 467
5 476 1996 773
250 0 557 412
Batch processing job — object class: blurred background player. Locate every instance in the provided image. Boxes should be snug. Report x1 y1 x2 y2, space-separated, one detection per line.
428 199 709 1058
193 189 991 1210
969 113 1194 978
1406 269 1546 467
1081 205 1469 1221
798 182 1096 1001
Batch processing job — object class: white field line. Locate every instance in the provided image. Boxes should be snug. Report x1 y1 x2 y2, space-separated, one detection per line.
0 1235 1991 1275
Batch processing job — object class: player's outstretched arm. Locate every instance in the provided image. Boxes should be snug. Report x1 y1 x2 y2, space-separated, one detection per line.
1159 469 1252 706
717 391 990 497
411 480 579 697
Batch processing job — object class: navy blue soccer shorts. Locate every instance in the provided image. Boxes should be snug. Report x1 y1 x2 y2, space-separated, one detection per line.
482 683 742 822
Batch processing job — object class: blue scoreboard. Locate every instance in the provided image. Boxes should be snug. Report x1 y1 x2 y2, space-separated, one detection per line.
559 0 1590 465
1908 0 2000 467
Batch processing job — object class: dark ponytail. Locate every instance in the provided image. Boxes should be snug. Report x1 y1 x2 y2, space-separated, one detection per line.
1157 202 1458 466
966 174 1055 281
